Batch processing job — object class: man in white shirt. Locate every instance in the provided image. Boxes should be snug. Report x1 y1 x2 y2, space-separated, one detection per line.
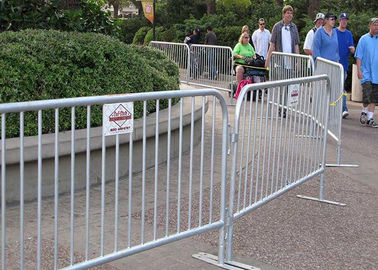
303 13 325 56
252 18 271 58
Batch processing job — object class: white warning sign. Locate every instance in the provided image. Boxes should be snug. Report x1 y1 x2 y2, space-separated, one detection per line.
288 84 300 107
103 103 134 136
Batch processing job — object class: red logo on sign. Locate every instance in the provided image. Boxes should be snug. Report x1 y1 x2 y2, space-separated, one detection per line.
109 104 132 127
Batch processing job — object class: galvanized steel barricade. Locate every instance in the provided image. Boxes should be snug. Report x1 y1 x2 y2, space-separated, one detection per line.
314 57 358 168
269 52 314 81
0 89 228 269
188 44 233 93
226 75 330 263
149 41 190 83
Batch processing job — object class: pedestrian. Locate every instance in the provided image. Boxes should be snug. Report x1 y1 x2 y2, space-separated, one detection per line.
313 13 339 63
252 18 271 59
355 18 378 128
205 25 217 80
233 33 255 85
336 13 355 119
265 5 300 68
184 28 200 46
241 25 255 49
303 13 325 56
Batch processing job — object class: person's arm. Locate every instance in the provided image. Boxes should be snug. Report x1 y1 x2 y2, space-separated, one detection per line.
303 30 313 55
349 46 355 54
252 31 257 48
356 58 363 80
265 42 275 68
294 44 299 54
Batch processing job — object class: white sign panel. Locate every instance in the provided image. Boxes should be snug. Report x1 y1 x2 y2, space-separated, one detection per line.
103 103 134 136
288 84 300 107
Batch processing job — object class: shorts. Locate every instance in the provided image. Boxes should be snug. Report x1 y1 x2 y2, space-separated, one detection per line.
362 82 378 104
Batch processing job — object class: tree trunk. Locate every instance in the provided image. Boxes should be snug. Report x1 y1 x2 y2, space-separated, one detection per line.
307 0 320 19
113 3 119 18
206 0 216 15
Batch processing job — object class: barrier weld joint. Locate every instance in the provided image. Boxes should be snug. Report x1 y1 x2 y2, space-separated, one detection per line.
231 133 238 143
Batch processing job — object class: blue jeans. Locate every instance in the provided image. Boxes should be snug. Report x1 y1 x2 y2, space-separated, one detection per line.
342 71 348 112
207 49 217 79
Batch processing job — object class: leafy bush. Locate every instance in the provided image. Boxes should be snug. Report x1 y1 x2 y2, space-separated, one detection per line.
0 0 119 37
144 26 164 44
119 16 149 44
214 26 241 47
133 26 151 44
0 30 179 137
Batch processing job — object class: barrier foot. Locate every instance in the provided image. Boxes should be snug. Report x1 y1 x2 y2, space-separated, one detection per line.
296 195 346 206
325 163 359 168
192 252 260 270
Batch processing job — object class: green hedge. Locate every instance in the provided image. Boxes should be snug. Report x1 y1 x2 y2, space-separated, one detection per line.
0 29 179 137
132 26 151 45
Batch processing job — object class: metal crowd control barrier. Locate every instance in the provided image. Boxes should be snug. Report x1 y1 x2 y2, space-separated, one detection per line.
314 57 358 169
194 75 332 268
149 41 190 83
188 44 233 93
269 52 314 81
0 89 228 269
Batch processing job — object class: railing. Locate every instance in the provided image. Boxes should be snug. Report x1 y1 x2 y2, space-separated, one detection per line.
225 75 330 264
150 42 233 93
0 89 228 269
149 41 190 83
269 52 314 81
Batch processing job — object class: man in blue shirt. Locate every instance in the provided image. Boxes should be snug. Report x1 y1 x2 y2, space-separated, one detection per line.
355 18 378 128
336 13 355 118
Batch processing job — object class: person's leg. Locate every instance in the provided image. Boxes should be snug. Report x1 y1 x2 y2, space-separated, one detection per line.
360 82 370 124
366 83 378 127
236 65 244 85
342 72 349 118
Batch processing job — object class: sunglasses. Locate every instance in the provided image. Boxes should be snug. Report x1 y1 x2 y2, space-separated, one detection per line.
260 23 265 25
329 17 335 21
243 36 249 39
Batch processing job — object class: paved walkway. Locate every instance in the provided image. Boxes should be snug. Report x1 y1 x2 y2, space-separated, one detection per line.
3 88 378 270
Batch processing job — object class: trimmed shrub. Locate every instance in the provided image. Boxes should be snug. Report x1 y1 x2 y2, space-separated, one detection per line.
133 26 151 45
119 16 149 44
144 26 164 44
0 29 179 137
0 0 120 37
214 26 241 47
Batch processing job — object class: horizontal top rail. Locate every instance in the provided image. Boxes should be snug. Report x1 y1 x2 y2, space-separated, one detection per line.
234 74 330 118
190 44 233 50
272 51 315 60
150 41 189 47
0 89 226 114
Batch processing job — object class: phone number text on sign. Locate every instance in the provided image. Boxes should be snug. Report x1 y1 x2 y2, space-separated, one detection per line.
103 103 134 136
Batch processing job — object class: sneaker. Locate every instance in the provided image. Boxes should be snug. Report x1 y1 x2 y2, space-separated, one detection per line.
342 111 349 119
367 119 378 128
360 112 367 125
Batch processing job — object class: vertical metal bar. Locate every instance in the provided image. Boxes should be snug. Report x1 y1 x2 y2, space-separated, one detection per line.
244 95 253 208
257 90 264 200
1 114 5 270
276 86 285 191
128 131 133 248
188 97 194 229
165 99 171 236
141 101 146 243
265 89 274 196
54 109 59 269
237 98 247 211
177 98 183 233
101 108 106 256
20 112 24 270
70 107 75 265
85 106 90 260
153 100 159 240
114 134 119 251
199 96 205 227
209 98 216 223
37 110 42 270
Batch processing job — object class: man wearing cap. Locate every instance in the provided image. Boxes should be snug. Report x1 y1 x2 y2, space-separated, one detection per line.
303 13 325 56
313 13 339 63
336 13 355 119
355 18 378 128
